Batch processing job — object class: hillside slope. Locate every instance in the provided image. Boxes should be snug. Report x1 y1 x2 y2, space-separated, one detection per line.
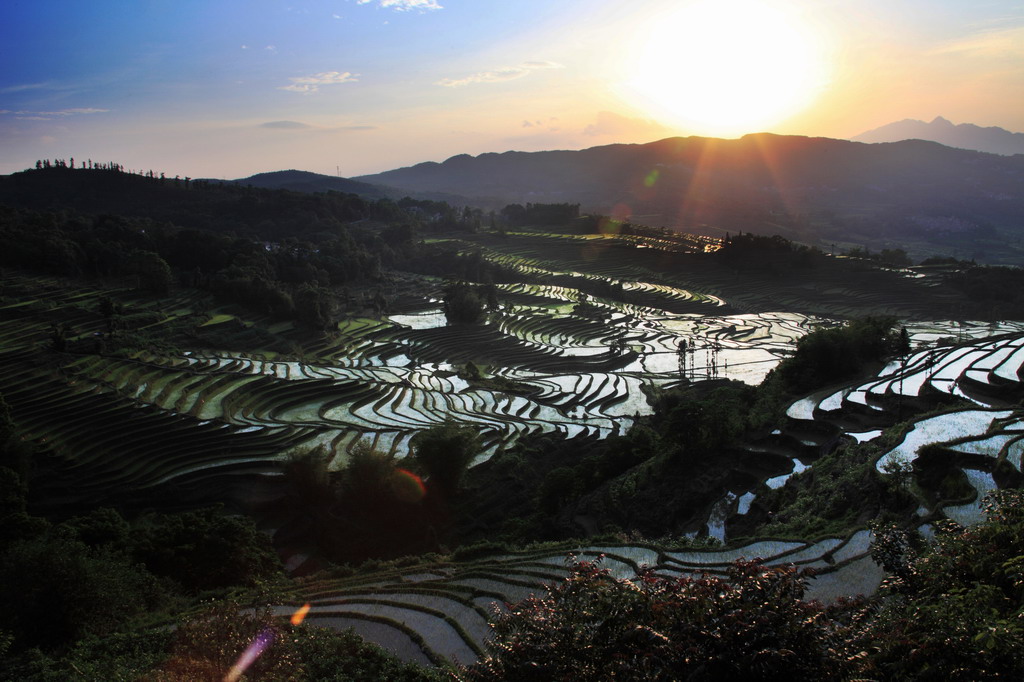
356 134 1024 262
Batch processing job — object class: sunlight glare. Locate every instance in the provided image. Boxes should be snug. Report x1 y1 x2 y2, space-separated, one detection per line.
224 628 275 682
624 0 827 136
291 602 312 626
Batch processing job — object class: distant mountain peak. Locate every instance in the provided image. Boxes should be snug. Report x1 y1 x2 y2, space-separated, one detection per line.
853 116 1024 155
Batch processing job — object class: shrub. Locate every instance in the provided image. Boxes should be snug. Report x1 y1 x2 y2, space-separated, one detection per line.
131 508 282 592
855 490 1024 679
772 316 905 394
0 536 164 652
464 556 853 681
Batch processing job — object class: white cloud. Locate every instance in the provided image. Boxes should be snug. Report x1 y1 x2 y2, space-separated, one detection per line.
46 108 109 116
0 82 54 94
0 107 109 119
259 120 376 132
358 0 443 11
280 71 359 94
436 61 562 88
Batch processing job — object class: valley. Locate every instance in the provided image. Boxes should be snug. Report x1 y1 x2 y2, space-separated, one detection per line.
1 165 1022 676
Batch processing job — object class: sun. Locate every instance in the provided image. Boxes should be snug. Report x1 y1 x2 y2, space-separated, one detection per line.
622 0 827 136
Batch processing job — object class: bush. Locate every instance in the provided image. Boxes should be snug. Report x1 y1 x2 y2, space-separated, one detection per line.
0 536 164 652
151 600 444 681
464 556 853 681
855 490 1024 679
293 625 446 681
150 601 300 681
131 508 282 592
772 316 906 394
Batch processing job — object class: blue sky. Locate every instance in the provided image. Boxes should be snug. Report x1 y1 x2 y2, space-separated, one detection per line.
1 0 1021 179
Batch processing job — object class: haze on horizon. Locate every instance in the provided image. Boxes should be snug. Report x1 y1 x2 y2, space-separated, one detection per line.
1 0 1022 180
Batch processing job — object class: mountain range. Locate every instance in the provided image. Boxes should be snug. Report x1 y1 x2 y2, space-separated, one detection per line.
346 133 1023 260
852 116 1024 156
7 131 1024 264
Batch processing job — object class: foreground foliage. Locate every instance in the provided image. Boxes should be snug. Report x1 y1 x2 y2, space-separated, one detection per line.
856 490 1024 680
465 491 1024 681
1 601 445 681
464 557 852 681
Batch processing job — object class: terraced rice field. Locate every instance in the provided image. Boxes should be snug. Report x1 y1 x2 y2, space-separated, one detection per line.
270 327 1024 668
0 266 848 486
783 328 1024 529
4 259 1023 668
57 298 826 470
276 529 883 666
4 266 1022 509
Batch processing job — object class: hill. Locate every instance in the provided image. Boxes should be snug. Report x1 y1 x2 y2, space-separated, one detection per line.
226 169 390 198
0 164 412 241
853 116 1024 156
222 168 477 207
354 134 1024 263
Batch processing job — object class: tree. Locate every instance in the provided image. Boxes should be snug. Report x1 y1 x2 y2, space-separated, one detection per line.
295 284 332 329
442 282 485 325
484 283 500 311
773 316 902 394
132 250 172 294
50 322 71 352
879 248 912 267
410 421 482 496
339 440 398 509
130 508 281 592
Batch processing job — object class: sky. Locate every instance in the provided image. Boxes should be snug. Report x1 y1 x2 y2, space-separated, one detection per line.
1 0 1022 179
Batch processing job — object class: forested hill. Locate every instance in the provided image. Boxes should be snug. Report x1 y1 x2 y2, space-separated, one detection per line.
0 164 415 239
218 170 475 207
355 133 1024 262
224 169 390 199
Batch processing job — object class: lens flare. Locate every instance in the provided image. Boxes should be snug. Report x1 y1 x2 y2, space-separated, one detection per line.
391 468 426 503
644 169 660 188
290 602 311 626
224 627 275 682
610 203 633 222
